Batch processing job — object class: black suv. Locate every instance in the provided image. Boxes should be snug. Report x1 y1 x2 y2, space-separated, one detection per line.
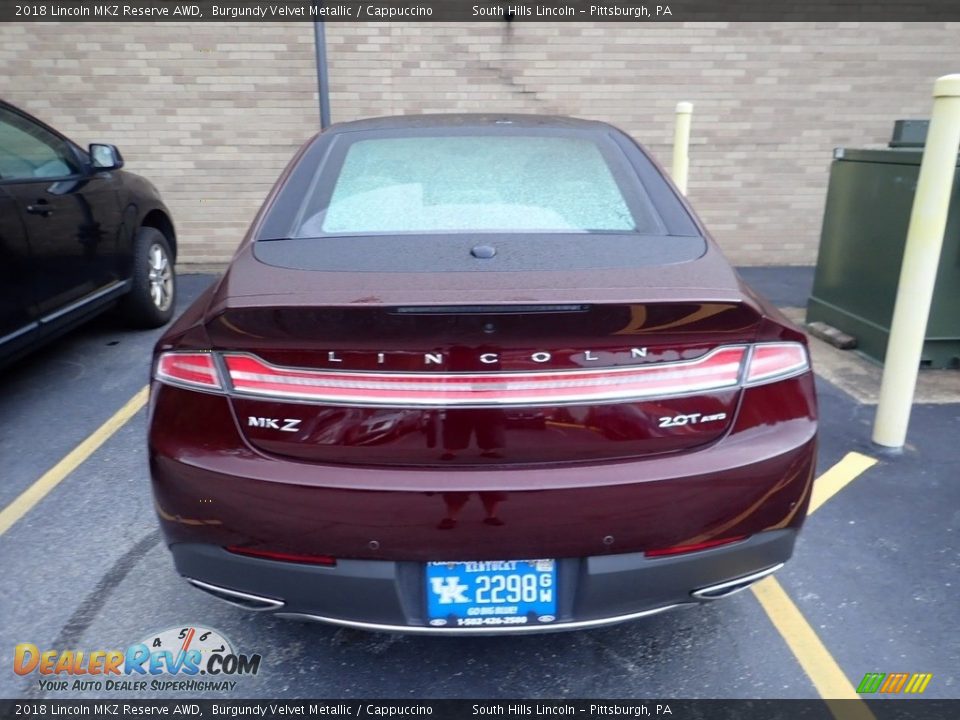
0 100 177 367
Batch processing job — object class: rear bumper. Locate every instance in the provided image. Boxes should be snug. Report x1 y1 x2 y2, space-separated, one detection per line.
150 377 816 563
171 529 795 634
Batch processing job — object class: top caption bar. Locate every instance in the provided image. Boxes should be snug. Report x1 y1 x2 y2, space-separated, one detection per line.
3 0 960 22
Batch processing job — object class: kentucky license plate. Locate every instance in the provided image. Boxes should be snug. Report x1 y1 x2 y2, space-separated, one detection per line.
425 559 556 628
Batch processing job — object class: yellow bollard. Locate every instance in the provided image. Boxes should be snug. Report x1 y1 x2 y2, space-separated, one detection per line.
671 101 693 195
873 74 960 449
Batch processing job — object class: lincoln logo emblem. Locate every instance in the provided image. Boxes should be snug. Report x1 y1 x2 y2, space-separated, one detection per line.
324 348 649 365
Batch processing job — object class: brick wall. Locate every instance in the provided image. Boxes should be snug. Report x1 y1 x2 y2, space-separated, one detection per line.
3 21 959 266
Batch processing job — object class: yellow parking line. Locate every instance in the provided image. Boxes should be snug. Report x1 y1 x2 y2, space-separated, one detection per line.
808 451 878 516
753 576 875 718
752 450 878 719
0 386 148 538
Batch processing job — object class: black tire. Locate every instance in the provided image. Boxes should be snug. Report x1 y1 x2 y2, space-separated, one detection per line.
120 227 176 328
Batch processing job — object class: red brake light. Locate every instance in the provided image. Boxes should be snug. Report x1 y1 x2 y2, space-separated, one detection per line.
745 343 809 385
223 346 747 407
226 546 337 566
645 535 747 558
155 352 222 390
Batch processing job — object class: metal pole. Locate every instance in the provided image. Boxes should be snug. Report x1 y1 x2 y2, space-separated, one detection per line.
873 74 960 450
313 19 331 129
671 101 693 195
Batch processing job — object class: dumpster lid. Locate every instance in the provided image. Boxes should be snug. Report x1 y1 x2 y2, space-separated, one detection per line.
832 147 960 166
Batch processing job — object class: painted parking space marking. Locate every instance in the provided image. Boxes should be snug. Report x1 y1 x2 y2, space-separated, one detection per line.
0 386 148 538
752 450 879 717
753 577 874 717
808 451 878 515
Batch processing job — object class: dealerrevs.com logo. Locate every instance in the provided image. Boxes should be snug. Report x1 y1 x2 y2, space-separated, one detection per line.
14 626 261 693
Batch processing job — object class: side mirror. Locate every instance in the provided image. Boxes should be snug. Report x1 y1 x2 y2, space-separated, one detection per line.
88 143 124 171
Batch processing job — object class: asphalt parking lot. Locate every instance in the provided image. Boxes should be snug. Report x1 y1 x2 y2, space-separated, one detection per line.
1 269 957 703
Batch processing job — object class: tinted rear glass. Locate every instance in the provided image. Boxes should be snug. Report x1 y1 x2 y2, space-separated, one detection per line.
289 132 665 237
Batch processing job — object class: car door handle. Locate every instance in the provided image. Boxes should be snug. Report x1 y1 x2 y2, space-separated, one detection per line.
26 201 54 217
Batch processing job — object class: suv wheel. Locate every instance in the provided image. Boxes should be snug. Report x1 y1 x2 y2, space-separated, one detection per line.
121 227 176 328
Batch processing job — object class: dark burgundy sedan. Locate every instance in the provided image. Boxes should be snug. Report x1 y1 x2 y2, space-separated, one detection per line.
148 115 817 633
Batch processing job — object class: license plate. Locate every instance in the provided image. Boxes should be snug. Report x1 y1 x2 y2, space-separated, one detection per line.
425 559 557 628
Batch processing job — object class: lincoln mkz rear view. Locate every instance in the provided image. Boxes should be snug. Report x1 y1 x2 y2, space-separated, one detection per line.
148 115 817 633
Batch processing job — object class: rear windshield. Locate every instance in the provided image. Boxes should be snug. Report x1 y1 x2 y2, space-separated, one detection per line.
290 133 665 237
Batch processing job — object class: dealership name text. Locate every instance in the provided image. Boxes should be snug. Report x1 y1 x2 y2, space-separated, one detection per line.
472 4 672 17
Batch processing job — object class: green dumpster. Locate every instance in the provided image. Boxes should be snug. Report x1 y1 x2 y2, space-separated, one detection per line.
806 132 960 369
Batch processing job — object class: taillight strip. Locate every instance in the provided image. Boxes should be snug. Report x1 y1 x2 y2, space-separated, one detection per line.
222 347 747 407
745 343 810 385
155 352 222 390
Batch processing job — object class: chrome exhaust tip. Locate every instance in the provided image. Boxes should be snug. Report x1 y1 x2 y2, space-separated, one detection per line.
691 563 784 600
186 578 285 611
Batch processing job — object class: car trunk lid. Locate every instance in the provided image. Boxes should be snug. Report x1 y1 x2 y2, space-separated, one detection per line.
206 289 762 466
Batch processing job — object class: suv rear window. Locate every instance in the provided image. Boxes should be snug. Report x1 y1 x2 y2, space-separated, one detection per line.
291 133 665 237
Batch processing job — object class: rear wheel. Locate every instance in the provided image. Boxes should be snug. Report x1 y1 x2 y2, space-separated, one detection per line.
121 227 176 328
